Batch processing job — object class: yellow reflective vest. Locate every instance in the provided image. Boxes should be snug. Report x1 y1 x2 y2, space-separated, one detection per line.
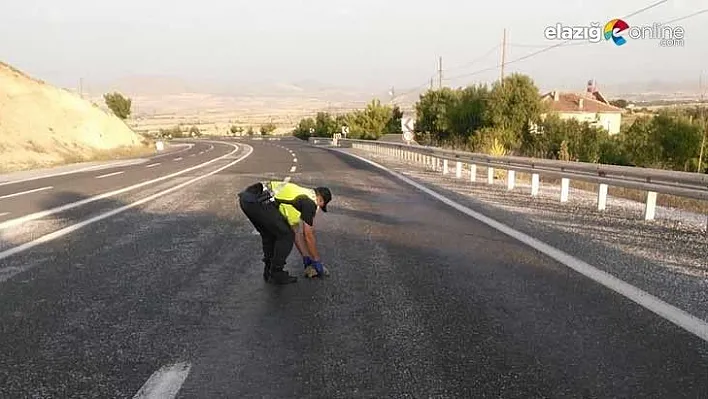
265 181 317 226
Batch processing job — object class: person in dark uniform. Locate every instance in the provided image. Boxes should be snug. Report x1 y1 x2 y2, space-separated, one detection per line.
237 180 332 284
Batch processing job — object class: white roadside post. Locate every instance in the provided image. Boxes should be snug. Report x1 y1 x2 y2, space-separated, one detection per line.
507 170 516 190
156 140 165 152
531 173 540 197
560 178 570 202
598 183 609 211
644 191 658 220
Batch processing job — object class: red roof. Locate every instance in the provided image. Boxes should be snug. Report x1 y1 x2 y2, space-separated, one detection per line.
541 91 623 113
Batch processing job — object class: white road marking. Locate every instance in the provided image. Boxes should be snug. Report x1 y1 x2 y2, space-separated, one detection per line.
284 176 291 183
0 212 9 217
0 141 242 231
334 149 708 343
146 163 161 168
293 158 297 163
199 152 204 155
0 145 254 273
95 171 125 179
0 186 53 199
132 362 191 399
190 154 196 157
290 166 297 172
0 161 143 187
174 157 183 161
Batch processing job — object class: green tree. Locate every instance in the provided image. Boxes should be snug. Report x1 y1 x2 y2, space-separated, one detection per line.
103 92 132 120
485 73 545 151
653 111 703 171
385 105 404 135
414 87 460 145
260 123 277 135
345 99 393 140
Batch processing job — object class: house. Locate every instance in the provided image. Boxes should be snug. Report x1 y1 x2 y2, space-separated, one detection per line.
539 80 624 135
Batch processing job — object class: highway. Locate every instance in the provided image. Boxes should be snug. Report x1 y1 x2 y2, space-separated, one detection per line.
0 137 706 398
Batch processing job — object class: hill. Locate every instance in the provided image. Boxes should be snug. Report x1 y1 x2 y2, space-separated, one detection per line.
0 62 154 173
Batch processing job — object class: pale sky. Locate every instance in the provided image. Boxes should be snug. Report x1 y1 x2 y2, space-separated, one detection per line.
1 0 706 93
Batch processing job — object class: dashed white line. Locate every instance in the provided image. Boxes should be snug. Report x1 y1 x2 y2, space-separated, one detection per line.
0 141 242 231
0 145 254 269
290 166 297 172
132 362 191 399
293 158 297 163
199 152 204 155
146 163 161 168
174 157 183 161
95 171 125 179
0 186 53 199
189 154 196 157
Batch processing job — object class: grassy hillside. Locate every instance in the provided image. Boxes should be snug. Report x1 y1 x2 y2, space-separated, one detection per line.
0 62 155 173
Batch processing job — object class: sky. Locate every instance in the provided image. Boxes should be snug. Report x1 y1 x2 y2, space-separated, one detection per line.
0 0 706 94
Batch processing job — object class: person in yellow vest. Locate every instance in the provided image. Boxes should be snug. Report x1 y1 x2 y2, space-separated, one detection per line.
237 180 332 284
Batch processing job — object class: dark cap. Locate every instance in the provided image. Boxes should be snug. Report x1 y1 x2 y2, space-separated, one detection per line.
314 187 332 212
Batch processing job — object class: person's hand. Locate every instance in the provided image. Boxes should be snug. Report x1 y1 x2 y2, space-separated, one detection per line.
312 260 329 277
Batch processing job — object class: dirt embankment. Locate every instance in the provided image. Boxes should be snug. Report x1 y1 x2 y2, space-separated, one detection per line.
0 62 154 173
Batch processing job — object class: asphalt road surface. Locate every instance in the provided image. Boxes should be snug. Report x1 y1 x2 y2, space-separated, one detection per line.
0 137 706 398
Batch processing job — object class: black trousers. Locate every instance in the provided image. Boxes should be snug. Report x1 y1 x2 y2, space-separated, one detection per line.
238 183 294 271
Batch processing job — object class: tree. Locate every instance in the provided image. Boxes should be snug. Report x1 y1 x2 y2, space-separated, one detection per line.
103 92 132 120
345 99 393 140
385 105 404 135
485 73 545 152
293 117 316 140
260 123 277 135
189 125 201 137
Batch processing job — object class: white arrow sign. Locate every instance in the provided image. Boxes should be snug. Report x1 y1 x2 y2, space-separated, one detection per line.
401 117 415 142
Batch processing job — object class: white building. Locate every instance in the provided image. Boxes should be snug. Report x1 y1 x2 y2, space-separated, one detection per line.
540 80 624 135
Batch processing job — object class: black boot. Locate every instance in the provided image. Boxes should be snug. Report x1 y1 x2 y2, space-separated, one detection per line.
263 260 271 281
269 269 297 285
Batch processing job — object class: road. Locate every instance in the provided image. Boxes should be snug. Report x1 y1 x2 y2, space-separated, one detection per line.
0 137 706 398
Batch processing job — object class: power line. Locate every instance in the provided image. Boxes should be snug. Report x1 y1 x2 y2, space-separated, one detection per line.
443 0 702 83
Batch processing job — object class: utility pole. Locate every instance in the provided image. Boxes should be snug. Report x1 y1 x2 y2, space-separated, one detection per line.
430 77 433 90
500 28 507 87
79 77 83 99
389 86 395 104
438 56 443 89
698 71 706 173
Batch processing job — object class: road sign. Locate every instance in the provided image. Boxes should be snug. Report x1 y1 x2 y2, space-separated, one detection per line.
401 117 415 142
342 126 349 137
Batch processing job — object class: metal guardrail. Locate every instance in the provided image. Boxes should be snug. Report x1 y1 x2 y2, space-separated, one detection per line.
308 136 708 222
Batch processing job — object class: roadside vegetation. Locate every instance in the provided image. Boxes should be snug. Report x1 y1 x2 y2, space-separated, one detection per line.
293 73 707 175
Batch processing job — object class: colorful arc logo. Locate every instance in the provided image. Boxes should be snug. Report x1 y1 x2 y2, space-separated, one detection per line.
604 18 630 46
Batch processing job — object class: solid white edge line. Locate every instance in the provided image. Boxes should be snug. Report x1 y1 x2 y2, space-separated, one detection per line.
0 145 254 270
0 186 54 199
0 141 240 231
330 148 708 343
95 171 125 179
132 362 192 399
